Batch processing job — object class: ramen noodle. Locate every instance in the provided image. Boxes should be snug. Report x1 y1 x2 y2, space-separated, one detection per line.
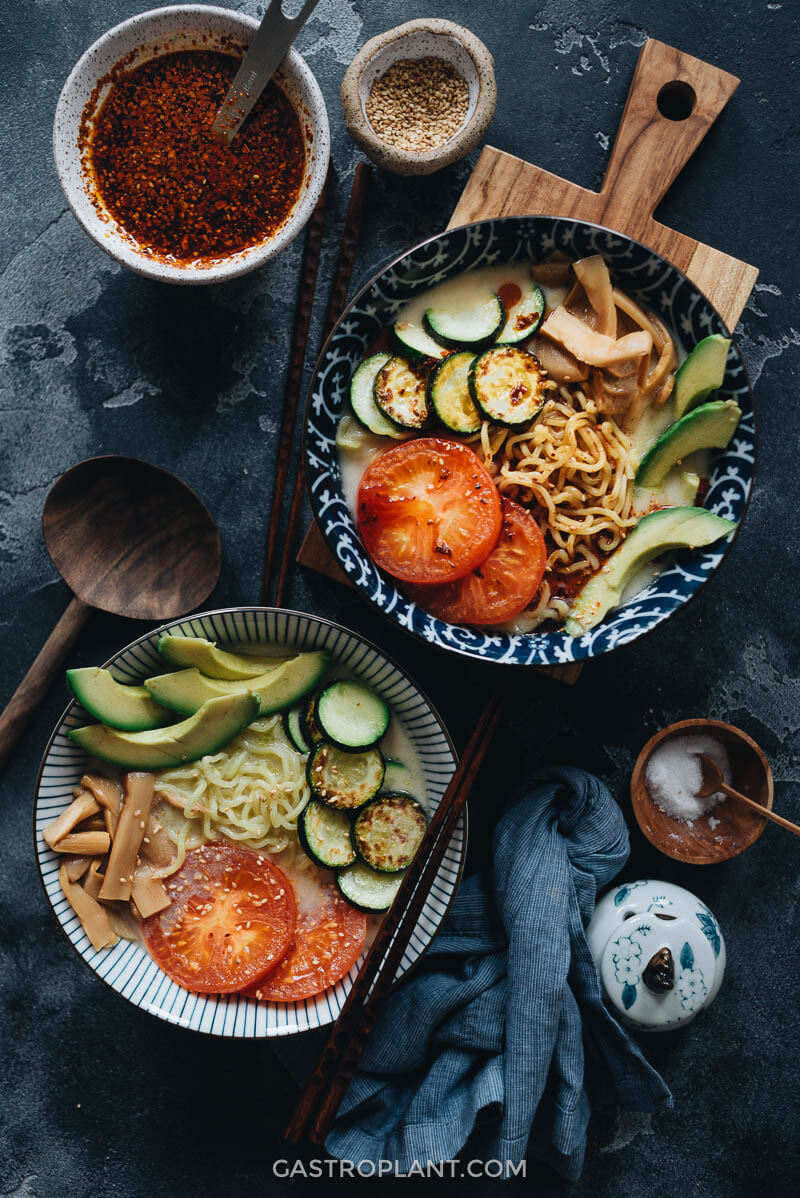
338 254 693 631
154 715 309 869
477 384 639 626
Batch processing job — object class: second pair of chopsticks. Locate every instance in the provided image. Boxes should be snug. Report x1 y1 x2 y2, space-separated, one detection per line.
261 163 371 606
285 682 509 1146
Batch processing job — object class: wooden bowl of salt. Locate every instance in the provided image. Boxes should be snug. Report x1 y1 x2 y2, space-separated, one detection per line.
631 719 774 864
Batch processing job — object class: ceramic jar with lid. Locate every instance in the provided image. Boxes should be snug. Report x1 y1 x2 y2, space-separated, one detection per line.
586 880 726 1032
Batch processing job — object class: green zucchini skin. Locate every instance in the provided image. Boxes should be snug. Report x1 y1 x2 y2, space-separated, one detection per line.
350 352 407 439
423 293 505 350
469 345 552 428
351 794 427 873
307 741 385 811
298 799 356 869
302 692 324 746
427 352 481 434
335 862 404 913
315 681 390 752
373 356 430 430
495 282 545 344
393 320 448 363
283 705 311 754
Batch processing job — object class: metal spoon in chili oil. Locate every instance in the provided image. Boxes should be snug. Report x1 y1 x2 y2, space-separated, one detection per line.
211 0 322 144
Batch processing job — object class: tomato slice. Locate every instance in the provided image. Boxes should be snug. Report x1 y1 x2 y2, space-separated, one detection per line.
143 843 296 994
244 883 366 1003
357 437 502 584
406 499 546 625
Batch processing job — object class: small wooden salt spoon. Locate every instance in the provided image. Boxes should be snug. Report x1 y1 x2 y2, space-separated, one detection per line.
699 755 800 837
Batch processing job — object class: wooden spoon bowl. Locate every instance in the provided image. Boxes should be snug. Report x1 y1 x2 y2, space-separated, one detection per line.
0 456 221 768
630 719 774 864
43 456 221 619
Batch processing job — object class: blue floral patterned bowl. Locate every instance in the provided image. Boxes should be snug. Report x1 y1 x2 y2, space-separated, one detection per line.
304 217 755 667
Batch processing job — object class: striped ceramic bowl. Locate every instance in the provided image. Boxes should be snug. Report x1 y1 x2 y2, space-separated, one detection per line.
35 608 463 1037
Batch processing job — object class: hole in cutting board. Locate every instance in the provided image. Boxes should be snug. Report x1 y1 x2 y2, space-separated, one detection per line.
657 80 696 121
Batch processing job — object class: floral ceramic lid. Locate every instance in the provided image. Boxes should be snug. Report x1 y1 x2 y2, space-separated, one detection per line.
586 880 726 1032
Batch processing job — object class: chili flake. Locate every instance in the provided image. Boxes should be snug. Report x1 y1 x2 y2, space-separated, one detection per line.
82 50 305 265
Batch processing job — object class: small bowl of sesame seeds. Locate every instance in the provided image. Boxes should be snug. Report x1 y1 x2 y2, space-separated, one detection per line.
341 18 496 176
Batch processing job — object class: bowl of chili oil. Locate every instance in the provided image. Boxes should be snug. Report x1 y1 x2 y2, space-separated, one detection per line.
54 5 329 283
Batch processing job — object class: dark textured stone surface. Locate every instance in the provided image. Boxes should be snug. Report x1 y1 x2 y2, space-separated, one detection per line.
1 1 798 1194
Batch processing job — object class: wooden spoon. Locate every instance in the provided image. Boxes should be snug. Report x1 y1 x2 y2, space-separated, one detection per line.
630 718 774 864
698 754 800 836
0 456 221 767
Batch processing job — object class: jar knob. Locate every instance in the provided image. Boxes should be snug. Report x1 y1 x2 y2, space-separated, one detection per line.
642 946 674 993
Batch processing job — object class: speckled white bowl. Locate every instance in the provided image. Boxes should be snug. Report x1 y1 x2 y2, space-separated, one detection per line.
341 18 496 176
53 5 329 284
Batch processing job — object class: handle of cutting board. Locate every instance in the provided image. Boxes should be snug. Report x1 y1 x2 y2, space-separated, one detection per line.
600 39 739 235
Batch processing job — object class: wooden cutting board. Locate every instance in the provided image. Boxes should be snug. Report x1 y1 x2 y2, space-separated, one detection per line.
298 39 758 685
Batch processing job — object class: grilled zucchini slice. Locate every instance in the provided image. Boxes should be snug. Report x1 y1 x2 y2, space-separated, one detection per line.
393 319 448 363
496 282 545 343
352 794 427 873
424 292 505 350
427 351 480 433
302 692 324 746
316 681 389 751
350 353 408 439
469 345 551 427
307 741 385 810
336 862 404 913
299 799 356 869
283 705 311 754
374 356 429 429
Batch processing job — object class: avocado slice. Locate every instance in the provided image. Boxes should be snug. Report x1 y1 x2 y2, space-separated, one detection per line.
673 334 731 418
157 634 289 680
66 667 173 732
566 507 737 637
67 692 260 770
144 650 329 717
636 400 741 488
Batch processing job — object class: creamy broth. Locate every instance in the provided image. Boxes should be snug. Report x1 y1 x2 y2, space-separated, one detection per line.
339 432 395 516
394 261 568 338
380 714 429 812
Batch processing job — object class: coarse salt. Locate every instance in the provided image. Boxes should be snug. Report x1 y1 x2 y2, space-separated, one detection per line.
645 733 731 823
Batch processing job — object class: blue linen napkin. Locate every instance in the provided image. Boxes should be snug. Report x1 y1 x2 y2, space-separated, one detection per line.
324 766 673 1179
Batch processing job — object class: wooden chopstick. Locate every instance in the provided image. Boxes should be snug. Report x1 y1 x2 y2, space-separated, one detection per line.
285 682 508 1145
261 172 330 604
273 162 371 607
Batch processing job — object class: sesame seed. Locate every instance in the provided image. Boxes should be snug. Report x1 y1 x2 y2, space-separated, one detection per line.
365 58 469 154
